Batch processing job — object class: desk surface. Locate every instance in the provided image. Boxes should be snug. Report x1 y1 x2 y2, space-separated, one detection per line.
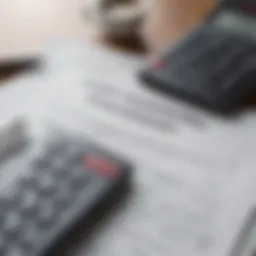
0 0 217 63
3 1 255 255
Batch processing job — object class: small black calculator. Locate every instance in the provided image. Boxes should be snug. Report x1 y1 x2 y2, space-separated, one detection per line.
0 119 132 256
140 0 256 114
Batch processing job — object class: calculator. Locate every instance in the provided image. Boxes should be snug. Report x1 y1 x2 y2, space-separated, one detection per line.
140 0 256 114
0 119 132 256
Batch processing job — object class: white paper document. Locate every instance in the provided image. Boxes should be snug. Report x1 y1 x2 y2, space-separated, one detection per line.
2 40 256 256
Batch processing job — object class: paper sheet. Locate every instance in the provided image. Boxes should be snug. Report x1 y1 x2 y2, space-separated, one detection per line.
1 40 256 256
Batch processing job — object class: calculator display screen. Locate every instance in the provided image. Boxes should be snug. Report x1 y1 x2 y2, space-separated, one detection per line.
214 10 256 39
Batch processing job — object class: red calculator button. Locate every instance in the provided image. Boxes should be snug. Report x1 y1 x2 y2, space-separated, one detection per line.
151 59 165 71
84 154 119 178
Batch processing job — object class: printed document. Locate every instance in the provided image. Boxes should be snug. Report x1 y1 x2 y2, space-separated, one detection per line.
1 40 256 256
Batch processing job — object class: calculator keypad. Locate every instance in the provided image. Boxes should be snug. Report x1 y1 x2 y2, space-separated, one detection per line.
0 130 128 256
145 27 256 111
165 30 256 96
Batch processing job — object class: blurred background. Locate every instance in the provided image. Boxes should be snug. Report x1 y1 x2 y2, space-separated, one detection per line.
0 0 217 63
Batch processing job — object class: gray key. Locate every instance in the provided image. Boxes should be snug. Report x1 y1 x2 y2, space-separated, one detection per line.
52 157 66 169
20 191 38 216
20 175 40 191
34 157 52 171
71 167 90 189
66 145 84 157
5 247 24 256
4 212 22 238
45 137 68 156
51 157 69 177
38 202 57 228
20 224 39 252
38 173 56 196
0 233 7 254
0 198 18 218
54 181 74 209
0 205 6 223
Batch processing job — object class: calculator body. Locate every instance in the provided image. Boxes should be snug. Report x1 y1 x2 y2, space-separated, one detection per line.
140 0 256 114
0 119 132 256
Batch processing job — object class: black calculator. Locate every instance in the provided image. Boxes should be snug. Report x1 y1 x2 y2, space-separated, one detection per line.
140 0 256 114
0 119 132 256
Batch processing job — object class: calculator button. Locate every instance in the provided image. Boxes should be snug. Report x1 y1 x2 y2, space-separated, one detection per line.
151 59 165 71
19 191 38 216
0 234 7 254
46 139 68 156
64 152 86 169
84 154 120 178
34 157 52 170
0 200 8 218
0 198 15 213
20 175 40 191
51 158 71 179
54 190 71 209
3 213 22 238
20 175 38 189
70 168 90 188
5 188 23 210
38 202 57 228
51 157 67 171
66 145 84 157
55 180 78 208
5 247 23 256
38 173 56 196
0 210 5 223
20 225 38 251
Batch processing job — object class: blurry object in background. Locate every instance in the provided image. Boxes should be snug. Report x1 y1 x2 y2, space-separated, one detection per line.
141 0 217 52
140 0 256 115
0 0 217 65
0 0 97 64
0 58 39 83
84 0 147 39
102 31 148 54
